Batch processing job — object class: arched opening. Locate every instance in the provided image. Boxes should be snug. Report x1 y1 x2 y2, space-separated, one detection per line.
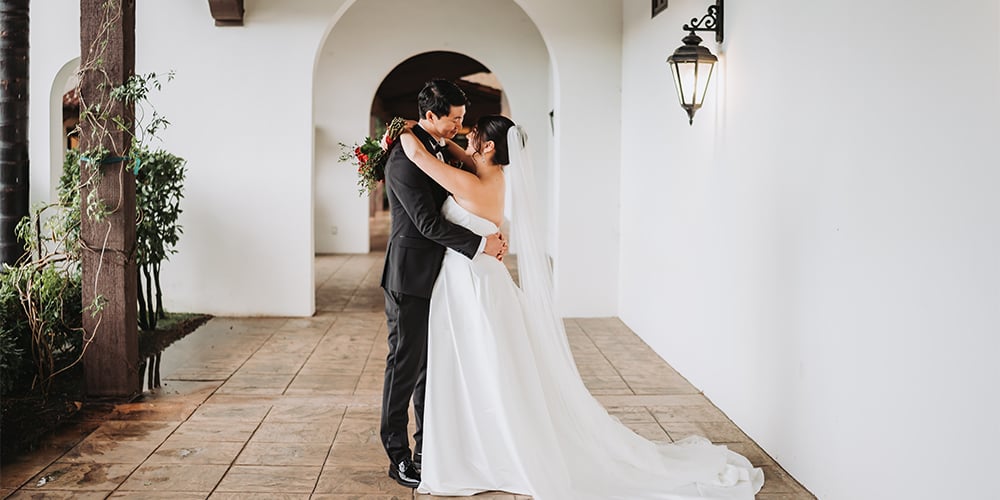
367 50 507 251
49 58 80 202
311 0 553 314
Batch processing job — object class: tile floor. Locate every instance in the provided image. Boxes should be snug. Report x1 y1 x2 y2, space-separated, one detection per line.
1 243 815 499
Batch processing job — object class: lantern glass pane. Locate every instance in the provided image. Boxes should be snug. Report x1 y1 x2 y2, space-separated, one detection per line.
669 62 685 106
672 61 698 107
694 60 716 106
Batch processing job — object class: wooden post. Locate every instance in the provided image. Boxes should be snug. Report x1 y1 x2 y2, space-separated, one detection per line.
79 0 139 398
0 0 30 267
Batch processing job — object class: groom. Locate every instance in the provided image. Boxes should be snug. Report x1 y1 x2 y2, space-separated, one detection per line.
379 79 507 488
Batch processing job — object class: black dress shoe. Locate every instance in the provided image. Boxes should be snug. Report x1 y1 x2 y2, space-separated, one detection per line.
388 457 420 488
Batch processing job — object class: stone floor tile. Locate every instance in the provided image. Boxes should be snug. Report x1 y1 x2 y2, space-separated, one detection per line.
109 492 208 499
171 419 260 442
416 493 518 499
0 448 69 489
649 404 730 423
285 374 360 395
266 403 347 423
327 439 385 467
217 373 295 395
250 421 339 444
107 400 199 421
22 462 136 491
146 438 245 464
117 463 228 493
758 465 811 495
211 493 310 500
755 494 817 500
660 421 751 443
605 406 657 423
624 422 673 442
188 402 272 421
236 441 331 466
7 490 113 499
88 420 178 442
61 435 164 464
214 465 321 493
312 495 411 500
724 441 777 467
314 464 412 495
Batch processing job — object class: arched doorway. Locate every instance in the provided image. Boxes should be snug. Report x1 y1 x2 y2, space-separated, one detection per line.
367 50 507 251
311 0 551 256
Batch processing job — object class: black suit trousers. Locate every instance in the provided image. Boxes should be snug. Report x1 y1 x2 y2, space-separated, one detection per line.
380 289 429 464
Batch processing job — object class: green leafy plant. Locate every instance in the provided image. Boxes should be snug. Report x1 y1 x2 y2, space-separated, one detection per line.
135 147 186 331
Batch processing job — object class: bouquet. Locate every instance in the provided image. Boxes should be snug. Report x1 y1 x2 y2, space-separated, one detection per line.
339 117 408 196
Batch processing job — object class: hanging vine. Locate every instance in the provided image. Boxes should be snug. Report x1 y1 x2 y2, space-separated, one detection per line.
1 0 174 395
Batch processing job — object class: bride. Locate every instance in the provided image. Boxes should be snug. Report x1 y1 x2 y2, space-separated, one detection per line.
396 115 764 499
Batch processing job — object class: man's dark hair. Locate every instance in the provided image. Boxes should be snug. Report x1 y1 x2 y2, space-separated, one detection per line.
417 79 469 119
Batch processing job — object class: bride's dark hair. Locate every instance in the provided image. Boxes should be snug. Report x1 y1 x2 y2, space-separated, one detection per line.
471 115 516 166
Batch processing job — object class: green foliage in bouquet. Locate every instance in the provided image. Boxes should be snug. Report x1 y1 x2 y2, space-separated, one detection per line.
340 117 408 196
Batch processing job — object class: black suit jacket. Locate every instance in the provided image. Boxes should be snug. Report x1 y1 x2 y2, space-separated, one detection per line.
380 125 481 299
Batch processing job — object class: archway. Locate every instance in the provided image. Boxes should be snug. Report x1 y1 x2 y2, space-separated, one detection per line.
311 0 552 267
367 50 508 251
49 58 79 202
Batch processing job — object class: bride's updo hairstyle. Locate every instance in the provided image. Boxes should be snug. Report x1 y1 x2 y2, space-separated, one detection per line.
471 115 516 166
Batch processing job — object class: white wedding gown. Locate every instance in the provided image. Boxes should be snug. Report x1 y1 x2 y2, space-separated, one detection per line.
418 196 764 500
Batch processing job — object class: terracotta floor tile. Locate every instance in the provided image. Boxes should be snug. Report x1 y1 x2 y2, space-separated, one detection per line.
214 465 321 493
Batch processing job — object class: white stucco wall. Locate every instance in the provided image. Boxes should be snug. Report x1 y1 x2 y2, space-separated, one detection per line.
27 0 623 317
313 0 552 257
620 1 1000 499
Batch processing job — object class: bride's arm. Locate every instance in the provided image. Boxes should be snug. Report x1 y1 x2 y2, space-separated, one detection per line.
443 138 475 167
399 132 486 201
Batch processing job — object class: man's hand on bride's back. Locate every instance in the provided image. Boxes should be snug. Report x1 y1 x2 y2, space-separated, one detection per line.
484 232 508 262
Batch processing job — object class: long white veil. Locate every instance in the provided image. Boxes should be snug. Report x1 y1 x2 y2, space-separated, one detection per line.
502 125 759 498
505 125 579 371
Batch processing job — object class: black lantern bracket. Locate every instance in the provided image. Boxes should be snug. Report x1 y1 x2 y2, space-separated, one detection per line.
682 0 724 44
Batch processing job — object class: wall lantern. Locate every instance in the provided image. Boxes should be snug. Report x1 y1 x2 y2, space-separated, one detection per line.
667 0 724 125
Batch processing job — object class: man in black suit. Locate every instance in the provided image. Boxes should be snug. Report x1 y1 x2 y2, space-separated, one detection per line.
379 80 507 488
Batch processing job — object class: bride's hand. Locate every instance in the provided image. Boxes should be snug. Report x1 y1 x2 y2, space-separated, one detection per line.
380 121 418 150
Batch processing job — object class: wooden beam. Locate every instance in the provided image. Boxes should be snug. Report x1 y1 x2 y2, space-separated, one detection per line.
208 0 244 27
79 0 140 399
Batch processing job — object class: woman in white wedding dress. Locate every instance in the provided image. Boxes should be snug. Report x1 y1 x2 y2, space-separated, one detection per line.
397 115 763 500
